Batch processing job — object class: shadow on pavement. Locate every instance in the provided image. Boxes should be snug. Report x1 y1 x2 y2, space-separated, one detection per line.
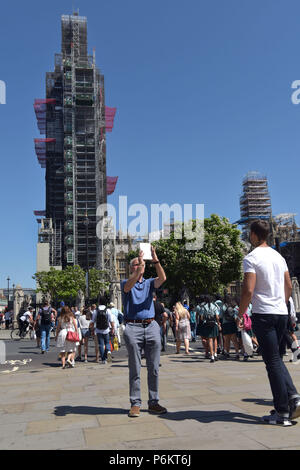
53 405 262 426
242 398 273 407
54 405 126 417
17 351 41 355
157 409 262 425
170 359 205 364
42 362 61 368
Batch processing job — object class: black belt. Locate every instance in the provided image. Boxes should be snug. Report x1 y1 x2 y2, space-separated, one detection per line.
125 318 155 325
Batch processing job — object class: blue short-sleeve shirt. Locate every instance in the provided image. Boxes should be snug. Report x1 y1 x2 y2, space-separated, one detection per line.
121 278 156 320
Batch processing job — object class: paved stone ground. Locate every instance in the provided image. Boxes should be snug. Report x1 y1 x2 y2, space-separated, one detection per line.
1 335 300 450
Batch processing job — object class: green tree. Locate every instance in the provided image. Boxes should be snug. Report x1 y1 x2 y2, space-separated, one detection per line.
33 265 86 304
33 268 62 302
88 268 109 300
56 266 86 301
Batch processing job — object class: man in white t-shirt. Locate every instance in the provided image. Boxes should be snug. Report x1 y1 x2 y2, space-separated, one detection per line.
90 297 115 364
239 220 300 426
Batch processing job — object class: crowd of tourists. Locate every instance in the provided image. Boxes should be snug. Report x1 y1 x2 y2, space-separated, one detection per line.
7 289 300 370
154 294 299 364
14 298 124 368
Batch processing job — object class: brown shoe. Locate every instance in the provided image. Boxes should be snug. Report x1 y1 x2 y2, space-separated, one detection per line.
128 406 140 418
148 403 167 415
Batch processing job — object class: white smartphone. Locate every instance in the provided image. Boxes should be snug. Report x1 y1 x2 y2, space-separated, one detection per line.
139 243 152 260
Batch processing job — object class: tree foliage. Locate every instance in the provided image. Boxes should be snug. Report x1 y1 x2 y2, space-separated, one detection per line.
88 268 109 300
33 266 109 304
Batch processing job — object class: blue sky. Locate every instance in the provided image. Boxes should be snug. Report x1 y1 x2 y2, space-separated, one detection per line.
1 0 300 288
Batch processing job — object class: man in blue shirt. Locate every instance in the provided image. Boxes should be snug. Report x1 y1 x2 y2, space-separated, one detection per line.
121 245 167 418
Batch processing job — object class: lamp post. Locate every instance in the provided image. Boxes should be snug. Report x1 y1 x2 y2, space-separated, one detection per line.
6 276 10 309
84 212 90 304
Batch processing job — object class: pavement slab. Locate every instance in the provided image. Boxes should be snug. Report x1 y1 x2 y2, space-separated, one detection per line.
1 340 300 450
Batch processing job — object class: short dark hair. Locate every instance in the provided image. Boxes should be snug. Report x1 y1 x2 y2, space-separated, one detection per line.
250 220 269 241
98 296 107 306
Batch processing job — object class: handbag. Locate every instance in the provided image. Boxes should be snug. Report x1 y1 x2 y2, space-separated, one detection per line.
66 330 79 342
113 336 119 351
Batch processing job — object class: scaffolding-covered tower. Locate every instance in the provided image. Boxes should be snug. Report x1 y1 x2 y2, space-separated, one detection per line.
34 13 118 274
238 171 272 240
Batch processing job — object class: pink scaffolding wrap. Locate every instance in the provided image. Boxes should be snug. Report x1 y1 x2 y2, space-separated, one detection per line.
107 176 118 195
34 99 56 135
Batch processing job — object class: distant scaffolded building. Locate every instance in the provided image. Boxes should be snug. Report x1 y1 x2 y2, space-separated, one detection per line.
33 13 118 275
237 171 272 241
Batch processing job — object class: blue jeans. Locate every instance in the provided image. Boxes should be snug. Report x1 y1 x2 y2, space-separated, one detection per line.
160 322 169 351
190 322 197 341
252 313 299 417
40 324 51 352
97 333 111 361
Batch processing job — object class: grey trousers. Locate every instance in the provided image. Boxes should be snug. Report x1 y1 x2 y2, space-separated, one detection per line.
123 320 161 407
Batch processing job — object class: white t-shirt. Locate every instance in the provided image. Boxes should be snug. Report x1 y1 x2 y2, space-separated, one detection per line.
91 306 114 334
243 246 288 315
20 311 32 322
79 315 91 330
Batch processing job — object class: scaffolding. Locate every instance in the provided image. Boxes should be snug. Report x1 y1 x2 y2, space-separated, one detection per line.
237 171 272 239
270 213 300 245
34 12 118 281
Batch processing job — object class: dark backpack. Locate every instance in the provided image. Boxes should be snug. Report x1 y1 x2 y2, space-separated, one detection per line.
40 307 52 325
224 305 235 322
118 312 124 324
96 308 109 330
203 304 217 327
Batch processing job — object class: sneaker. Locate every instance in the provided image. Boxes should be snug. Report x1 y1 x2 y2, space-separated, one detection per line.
128 406 140 418
262 411 293 426
148 403 167 415
210 357 215 363
289 398 300 420
243 355 249 362
107 351 112 363
214 354 218 362
102 360 107 364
